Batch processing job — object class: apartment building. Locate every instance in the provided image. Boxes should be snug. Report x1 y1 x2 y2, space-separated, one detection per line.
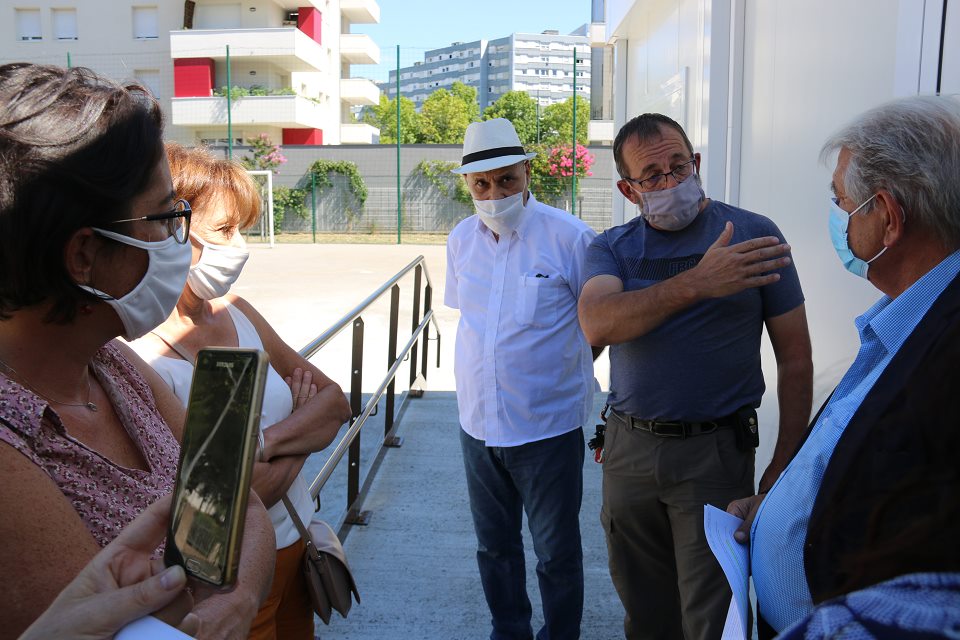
1 0 382 145
383 29 591 112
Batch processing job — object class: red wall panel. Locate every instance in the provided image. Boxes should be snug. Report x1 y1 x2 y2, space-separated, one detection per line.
298 7 321 44
282 128 323 145
173 58 215 97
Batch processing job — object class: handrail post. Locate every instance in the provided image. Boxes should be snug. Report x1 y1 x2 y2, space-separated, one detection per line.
385 284 402 446
422 283 434 378
409 264 422 393
345 317 369 525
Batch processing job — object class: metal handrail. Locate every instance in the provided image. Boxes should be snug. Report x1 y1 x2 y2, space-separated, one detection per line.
296 254 442 534
307 311 433 498
300 255 442 360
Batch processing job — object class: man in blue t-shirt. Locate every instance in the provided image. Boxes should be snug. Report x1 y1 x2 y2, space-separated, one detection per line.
578 113 813 640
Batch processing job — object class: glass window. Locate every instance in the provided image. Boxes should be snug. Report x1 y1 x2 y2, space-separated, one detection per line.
15 9 42 41
52 8 78 40
132 6 158 39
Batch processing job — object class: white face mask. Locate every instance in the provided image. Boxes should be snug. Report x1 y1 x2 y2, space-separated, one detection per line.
186 232 250 300
474 189 527 237
78 228 192 340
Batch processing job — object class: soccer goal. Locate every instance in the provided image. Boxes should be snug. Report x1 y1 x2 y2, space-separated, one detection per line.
245 170 275 248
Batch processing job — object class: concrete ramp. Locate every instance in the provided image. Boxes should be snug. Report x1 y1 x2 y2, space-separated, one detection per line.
317 391 624 639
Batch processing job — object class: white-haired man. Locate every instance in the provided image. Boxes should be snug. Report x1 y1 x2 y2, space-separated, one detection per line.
731 95 960 638
445 118 596 640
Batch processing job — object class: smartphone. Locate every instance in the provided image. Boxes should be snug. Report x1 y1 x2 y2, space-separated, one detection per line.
165 347 268 588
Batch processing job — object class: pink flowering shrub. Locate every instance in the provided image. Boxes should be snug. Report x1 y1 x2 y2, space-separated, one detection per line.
530 142 595 201
242 133 288 174
546 143 595 179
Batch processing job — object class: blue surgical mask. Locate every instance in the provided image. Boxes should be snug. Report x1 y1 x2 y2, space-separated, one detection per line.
828 195 886 279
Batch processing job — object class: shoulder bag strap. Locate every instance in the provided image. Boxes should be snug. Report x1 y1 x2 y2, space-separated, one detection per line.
282 495 313 544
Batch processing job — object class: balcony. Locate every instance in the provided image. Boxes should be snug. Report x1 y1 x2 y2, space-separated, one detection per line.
588 22 607 47
170 28 326 73
340 78 379 105
340 33 380 65
340 0 380 24
171 94 325 129
266 0 322 10
340 123 379 144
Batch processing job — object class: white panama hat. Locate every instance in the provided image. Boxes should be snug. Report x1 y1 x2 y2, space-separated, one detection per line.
451 118 536 175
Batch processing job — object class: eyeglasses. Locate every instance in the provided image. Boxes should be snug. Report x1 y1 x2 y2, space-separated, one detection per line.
623 158 697 192
108 199 192 244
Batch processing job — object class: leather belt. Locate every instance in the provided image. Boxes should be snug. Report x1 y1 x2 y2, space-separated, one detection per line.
611 409 736 439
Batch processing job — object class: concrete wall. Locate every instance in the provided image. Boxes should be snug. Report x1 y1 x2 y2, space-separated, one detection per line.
236 143 615 233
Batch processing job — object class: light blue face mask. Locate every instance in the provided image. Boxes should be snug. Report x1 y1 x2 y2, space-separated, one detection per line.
828 194 886 279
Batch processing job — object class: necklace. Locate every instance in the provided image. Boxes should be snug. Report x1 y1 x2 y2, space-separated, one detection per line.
0 358 98 412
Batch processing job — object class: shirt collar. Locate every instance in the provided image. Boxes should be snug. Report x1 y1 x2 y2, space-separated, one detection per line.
0 371 58 440
857 249 960 354
514 192 537 240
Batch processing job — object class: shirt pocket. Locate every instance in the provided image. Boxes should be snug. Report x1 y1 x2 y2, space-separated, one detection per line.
516 274 566 328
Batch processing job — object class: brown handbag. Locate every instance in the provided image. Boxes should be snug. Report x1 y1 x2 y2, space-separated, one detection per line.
282 496 360 624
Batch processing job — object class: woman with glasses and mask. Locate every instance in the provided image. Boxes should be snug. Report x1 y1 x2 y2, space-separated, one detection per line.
0 63 275 639
129 143 351 640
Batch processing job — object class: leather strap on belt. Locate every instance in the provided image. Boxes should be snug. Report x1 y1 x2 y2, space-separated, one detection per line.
612 409 736 439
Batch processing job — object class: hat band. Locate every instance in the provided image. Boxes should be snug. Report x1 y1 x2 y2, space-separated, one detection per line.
461 146 527 167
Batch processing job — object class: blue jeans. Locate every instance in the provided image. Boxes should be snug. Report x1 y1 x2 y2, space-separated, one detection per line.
460 427 585 640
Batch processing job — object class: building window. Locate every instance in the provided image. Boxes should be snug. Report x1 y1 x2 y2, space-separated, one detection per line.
52 8 78 40
134 69 160 97
132 6 158 39
15 9 42 41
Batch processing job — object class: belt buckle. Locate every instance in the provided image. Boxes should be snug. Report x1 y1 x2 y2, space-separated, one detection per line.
649 420 685 438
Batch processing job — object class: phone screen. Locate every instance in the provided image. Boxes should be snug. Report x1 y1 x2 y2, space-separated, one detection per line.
166 348 267 587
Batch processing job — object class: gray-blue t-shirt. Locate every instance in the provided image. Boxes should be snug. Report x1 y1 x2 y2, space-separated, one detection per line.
584 200 804 421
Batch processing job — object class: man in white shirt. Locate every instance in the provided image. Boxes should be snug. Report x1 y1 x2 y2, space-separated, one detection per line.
445 119 597 640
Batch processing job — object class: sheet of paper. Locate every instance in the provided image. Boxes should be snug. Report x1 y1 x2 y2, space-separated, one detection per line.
704 504 749 640
115 615 194 640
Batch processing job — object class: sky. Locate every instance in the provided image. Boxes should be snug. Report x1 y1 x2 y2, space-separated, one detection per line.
350 0 594 83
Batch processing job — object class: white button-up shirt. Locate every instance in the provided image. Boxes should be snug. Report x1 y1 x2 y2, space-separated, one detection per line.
445 193 596 446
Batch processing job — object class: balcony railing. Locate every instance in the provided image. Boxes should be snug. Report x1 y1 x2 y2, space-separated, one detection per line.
340 123 380 144
171 94 325 129
170 28 327 73
340 0 380 24
340 78 379 105
339 33 380 65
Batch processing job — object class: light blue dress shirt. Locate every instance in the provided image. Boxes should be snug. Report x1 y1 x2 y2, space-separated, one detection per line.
751 250 960 632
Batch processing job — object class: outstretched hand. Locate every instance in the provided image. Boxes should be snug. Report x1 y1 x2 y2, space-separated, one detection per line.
19 495 198 640
689 222 792 299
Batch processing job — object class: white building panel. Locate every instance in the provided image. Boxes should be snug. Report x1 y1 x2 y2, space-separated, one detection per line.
170 28 327 73
171 94 326 128
339 33 380 64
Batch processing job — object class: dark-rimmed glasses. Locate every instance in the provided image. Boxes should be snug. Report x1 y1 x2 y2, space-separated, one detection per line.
108 199 192 244
623 158 697 192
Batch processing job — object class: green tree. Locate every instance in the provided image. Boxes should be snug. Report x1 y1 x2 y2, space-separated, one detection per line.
419 82 478 144
450 81 480 123
363 94 419 144
539 95 590 145
482 91 539 145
